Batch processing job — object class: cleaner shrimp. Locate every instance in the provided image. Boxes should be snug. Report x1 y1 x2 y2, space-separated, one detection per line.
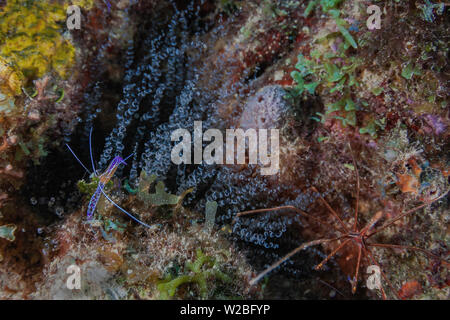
66 128 157 229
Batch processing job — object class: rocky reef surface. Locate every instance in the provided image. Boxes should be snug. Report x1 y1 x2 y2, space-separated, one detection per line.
0 0 448 299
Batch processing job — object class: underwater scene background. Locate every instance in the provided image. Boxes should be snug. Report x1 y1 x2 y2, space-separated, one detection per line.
0 0 448 299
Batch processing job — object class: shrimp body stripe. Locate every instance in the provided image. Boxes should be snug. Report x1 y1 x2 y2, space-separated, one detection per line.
99 156 128 184
87 183 105 219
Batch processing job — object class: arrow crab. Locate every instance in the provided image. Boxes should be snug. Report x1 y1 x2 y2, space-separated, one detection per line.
234 142 449 299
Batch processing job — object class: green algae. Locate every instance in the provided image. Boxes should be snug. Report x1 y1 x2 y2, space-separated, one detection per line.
0 223 16 242
157 249 232 299
137 172 193 207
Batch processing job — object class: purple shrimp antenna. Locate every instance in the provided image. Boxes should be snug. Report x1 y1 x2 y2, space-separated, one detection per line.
66 143 92 175
89 127 97 175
